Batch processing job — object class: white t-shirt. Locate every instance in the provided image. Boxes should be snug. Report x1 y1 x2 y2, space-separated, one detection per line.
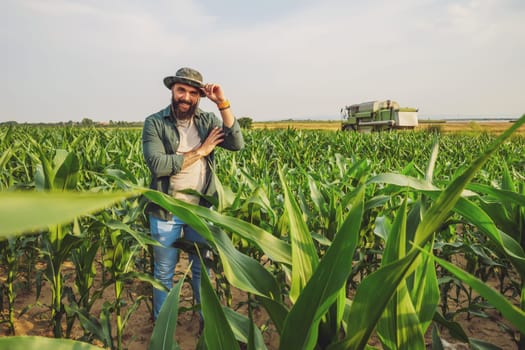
169 117 207 205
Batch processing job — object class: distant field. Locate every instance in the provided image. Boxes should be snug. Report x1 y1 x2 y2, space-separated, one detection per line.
253 119 525 134
253 120 342 130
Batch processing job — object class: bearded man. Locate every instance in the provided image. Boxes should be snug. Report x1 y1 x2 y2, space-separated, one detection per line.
142 67 244 323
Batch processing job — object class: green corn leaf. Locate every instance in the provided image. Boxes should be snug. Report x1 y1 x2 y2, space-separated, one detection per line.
120 271 168 292
211 225 281 299
406 196 439 334
377 198 426 350
308 174 326 214
329 253 421 350
0 125 14 148
99 302 112 348
200 258 241 350
467 183 525 206
64 304 112 346
382 197 408 263
368 172 477 197
0 336 103 350
500 161 518 203
279 168 319 304
256 296 289 335
47 233 84 267
143 189 292 266
141 190 213 240
410 243 439 333
425 136 440 182
149 268 189 350
54 150 80 190
0 146 12 175
469 338 506 350
368 172 438 191
0 190 143 237
222 307 267 349
431 324 445 350
34 159 53 191
380 281 425 350
279 185 364 350
106 220 163 250
467 180 525 242
432 311 469 343
365 195 392 211
212 170 235 212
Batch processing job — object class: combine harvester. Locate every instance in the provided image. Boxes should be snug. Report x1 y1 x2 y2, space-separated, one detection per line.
341 100 418 132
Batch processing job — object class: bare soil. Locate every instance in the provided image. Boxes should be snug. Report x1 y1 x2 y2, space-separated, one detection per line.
0 253 278 350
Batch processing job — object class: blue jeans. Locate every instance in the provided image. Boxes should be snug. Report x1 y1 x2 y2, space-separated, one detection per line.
149 214 208 319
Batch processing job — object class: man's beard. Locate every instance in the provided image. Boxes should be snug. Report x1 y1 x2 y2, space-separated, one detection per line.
171 97 198 120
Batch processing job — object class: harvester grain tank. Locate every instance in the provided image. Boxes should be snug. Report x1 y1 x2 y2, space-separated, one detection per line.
341 100 418 132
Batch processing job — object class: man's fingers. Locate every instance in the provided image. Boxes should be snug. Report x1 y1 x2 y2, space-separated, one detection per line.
208 128 224 140
210 135 224 146
211 127 223 134
201 129 224 155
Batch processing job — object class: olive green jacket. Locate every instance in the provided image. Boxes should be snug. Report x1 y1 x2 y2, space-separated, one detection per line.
142 105 244 220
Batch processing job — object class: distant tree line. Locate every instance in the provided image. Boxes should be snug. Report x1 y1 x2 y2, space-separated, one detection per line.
1 116 254 129
0 118 143 128
238 117 253 129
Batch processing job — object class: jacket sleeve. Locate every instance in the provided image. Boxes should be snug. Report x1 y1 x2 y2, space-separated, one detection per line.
219 116 245 151
142 116 184 178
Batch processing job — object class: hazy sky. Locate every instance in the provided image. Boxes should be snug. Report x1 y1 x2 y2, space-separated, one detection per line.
2 0 524 123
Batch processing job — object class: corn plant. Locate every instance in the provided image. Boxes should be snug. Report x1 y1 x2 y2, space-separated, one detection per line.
30 147 84 337
2 235 42 335
63 232 102 341
0 237 18 334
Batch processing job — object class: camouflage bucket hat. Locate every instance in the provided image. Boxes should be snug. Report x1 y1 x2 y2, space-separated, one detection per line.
163 67 206 97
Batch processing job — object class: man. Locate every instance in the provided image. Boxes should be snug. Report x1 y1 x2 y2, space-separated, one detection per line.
142 67 244 321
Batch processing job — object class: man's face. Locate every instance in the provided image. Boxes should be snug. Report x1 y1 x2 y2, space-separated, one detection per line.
171 83 201 119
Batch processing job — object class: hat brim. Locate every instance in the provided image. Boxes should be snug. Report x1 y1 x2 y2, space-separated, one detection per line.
164 76 206 97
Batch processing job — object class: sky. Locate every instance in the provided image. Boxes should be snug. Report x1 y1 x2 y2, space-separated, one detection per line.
2 0 524 123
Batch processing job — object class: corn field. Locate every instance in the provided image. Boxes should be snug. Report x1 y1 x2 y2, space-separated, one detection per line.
1 116 524 350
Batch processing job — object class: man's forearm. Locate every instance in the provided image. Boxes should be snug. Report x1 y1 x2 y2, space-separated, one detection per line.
216 99 235 128
220 107 235 128
181 149 205 170
180 125 224 170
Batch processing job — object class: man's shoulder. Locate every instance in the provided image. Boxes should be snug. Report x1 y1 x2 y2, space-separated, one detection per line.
145 106 171 122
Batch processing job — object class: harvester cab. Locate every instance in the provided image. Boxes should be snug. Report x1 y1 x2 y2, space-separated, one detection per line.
341 100 418 132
